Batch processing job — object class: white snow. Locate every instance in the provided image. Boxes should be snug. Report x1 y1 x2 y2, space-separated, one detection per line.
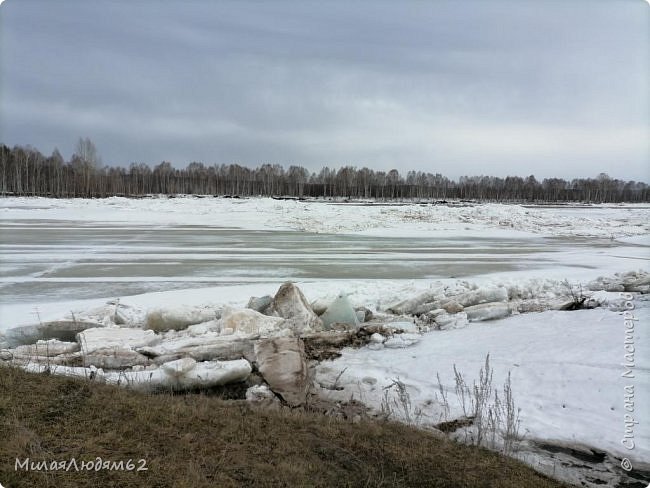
315 303 650 464
1 196 648 238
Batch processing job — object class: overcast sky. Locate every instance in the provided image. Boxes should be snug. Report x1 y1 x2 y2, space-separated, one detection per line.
1 0 648 180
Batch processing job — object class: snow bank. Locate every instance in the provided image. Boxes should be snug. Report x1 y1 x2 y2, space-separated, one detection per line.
2 196 648 238
314 303 650 464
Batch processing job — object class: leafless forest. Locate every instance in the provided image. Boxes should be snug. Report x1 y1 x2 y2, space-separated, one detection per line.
1 139 648 202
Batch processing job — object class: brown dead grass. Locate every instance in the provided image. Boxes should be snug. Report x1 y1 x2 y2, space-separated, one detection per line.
0 366 567 487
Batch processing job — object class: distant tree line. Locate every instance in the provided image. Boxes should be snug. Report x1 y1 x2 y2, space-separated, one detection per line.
1 140 648 202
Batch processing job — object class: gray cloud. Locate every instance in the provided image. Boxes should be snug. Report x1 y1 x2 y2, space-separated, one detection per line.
1 0 648 180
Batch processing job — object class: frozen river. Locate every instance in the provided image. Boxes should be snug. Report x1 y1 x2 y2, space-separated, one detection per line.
1 197 649 486
0 217 645 305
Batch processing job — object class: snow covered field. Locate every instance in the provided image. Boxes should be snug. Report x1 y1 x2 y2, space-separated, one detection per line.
315 304 650 476
1 196 648 485
2 195 649 237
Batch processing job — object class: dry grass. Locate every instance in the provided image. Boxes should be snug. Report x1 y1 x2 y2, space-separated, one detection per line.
0 367 566 487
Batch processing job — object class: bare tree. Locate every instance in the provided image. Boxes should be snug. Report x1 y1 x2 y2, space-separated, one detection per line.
0 141 648 202
72 137 101 196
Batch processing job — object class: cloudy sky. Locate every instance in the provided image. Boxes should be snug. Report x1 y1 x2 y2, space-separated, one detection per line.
1 0 648 180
